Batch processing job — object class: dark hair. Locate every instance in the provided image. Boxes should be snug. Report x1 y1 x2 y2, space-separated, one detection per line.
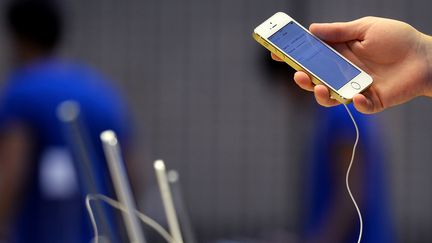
5 0 63 50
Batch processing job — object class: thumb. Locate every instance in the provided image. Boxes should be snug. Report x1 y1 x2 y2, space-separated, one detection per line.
309 18 368 43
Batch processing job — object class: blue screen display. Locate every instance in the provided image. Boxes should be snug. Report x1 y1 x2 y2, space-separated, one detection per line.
268 21 360 90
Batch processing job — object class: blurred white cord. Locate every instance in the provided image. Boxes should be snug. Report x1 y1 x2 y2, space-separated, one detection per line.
343 104 363 243
85 194 176 243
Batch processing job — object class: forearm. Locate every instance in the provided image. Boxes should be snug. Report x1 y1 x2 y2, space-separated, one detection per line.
305 145 365 243
305 194 361 243
0 180 20 235
420 33 432 97
0 125 32 237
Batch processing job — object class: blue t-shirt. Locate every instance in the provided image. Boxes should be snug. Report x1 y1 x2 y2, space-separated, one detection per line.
303 104 394 243
0 58 131 243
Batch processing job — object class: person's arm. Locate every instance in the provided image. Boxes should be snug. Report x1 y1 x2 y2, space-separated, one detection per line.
304 141 364 243
423 34 432 97
272 17 432 113
123 149 146 202
0 123 32 239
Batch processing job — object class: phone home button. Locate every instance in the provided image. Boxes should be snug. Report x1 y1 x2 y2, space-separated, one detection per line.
350 82 361 90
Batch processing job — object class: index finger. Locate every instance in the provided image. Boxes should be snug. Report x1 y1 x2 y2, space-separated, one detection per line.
271 53 283 62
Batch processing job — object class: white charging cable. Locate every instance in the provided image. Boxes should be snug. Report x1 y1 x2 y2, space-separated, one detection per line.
342 104 363 243
86 193 176 243
86 104 362 243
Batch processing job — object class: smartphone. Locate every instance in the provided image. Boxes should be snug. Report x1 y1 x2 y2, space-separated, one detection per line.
253 12 372 103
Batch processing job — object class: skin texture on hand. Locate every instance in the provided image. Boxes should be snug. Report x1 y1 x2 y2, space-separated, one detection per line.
272 17 432 114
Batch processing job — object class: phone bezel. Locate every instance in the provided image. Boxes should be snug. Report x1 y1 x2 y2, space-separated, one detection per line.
253 12 372 100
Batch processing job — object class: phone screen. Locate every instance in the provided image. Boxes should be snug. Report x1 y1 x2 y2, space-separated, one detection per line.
268 21 360 90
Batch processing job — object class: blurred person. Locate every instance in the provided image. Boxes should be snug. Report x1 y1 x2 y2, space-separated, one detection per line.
303 104 394 243
271 17 432 114
0 0 134 242
261 55 394 243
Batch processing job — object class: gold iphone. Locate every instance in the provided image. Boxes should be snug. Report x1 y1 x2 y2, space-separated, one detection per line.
253 12 372 103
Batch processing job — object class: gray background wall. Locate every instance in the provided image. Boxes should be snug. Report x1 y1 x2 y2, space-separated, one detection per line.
1 0 432 242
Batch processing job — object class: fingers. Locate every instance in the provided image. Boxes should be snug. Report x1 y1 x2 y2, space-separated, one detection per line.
313 85 339 107
293 72 314 91
310 88 379 113
352 94 376 114
309 17 371 43
271 53 283 61
293 72 338 107
285 70 354 108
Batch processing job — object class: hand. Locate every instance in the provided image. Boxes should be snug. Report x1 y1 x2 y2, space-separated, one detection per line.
272 17 432 113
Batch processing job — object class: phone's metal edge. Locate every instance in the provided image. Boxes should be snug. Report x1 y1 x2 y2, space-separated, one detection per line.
252 32 350 104
253 27 352 104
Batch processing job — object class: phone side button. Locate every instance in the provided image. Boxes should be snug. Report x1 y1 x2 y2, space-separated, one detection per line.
350 82 361 90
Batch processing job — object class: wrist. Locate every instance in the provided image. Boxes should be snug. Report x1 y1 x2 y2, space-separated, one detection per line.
420 33 432 97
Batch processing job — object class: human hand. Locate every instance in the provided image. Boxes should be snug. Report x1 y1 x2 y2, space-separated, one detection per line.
272 17 432 113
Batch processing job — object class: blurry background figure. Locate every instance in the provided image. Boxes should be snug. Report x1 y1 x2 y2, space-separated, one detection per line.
260 55 395 243
0 0 133 242
303 104 394 243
